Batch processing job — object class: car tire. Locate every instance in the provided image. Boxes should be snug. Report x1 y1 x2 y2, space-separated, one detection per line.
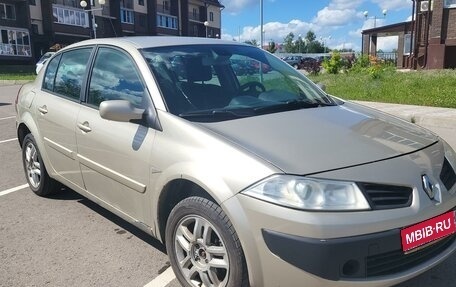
22 134 60 196
166 196 248 287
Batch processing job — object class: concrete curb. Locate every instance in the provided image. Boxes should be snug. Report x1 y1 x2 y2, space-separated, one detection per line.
354 101 456 129
0 80 32 86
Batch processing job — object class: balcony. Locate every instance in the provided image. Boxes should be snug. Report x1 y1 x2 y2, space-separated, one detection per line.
157 13 178 30
52 4 89 28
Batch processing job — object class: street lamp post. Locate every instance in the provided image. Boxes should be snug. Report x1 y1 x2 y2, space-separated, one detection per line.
80 0 105 39
363 9 387 28
260 0 263 49
320 36 331 53
204 21 209 37
298 34 302 53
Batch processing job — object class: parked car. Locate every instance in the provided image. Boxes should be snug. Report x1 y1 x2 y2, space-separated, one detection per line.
298 57 321 73
35 52 55 74
282 55 303 69
16 37 456 287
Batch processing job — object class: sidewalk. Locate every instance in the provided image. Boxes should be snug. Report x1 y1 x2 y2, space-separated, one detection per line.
0 80 32 86
355 101 456 148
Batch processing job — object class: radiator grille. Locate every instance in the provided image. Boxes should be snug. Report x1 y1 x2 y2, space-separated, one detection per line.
358 183 412 210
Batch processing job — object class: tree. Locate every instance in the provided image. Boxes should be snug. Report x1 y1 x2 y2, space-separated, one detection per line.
283 32 296 53
266 41 278 53
244 39 258 47
305 30 316 43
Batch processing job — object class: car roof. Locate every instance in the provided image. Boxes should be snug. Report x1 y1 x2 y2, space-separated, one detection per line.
62 36 247 52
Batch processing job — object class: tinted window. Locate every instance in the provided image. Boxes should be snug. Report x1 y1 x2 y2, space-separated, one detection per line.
54 48 92 100
43 54 61 91
88 47 145 107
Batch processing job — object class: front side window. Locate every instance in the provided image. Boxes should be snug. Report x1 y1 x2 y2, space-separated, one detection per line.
142 45 334 122
53 48 92 100
88 48 145 108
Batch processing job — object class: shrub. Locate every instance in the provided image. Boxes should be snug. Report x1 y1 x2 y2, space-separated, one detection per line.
322 51 343 74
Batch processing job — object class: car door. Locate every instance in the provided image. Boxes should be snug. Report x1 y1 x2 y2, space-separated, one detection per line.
76 46 155 222
34 48 93 190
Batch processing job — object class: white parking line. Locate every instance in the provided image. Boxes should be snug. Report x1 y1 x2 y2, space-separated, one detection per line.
0 138 17 144
0 116 15 121
0 184 29 197
143 267 176 287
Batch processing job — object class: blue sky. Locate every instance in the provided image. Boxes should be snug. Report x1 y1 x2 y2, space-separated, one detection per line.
219 0 413 51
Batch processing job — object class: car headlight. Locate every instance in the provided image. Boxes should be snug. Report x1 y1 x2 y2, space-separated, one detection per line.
241 175 371 211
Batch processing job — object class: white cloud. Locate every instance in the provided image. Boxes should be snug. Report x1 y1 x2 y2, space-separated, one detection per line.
329 0 365 10
332 42 359 51
349 28 363 38
406 15 413 21
223 19 315 44
313 7 358 26
371 0 410 11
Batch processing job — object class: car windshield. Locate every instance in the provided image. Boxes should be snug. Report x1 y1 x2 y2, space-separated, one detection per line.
142 44 335 122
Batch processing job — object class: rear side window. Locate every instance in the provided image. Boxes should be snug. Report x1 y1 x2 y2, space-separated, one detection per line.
87 47 145 107
53 48 92 100
43 54 61 91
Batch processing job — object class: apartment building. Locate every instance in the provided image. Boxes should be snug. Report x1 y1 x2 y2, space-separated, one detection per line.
0 0 224 66
362 0 456 69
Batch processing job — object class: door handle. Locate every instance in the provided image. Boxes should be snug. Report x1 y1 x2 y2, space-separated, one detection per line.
77 122 92 133
38 105 48 114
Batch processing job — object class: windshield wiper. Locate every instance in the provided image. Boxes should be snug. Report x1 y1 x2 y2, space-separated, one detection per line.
253 99 334 114
179 109 254 121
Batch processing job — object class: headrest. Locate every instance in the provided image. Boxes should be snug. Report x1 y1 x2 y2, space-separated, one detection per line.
185 57 212 82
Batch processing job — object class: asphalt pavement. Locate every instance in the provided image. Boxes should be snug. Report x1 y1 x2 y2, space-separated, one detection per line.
1 84 455 287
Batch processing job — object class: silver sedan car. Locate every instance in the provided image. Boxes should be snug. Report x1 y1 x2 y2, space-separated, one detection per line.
16 37 456 287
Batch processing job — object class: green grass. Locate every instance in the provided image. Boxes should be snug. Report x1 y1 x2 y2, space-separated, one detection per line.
0 73 36 81
308 69 456 108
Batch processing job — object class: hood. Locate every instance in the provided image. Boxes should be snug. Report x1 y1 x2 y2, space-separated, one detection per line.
200 102 438 175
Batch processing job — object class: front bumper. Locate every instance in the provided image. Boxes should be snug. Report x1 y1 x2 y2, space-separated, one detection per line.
262 224 456 281
223 193 456 287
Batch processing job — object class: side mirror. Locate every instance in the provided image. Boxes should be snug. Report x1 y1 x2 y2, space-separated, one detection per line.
99 100 144 122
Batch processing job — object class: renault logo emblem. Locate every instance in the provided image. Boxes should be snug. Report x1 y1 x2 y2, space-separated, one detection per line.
422 175 435 199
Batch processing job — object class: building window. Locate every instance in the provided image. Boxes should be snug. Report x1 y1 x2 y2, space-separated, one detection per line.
0 3 16 20
31 24 39 34
193 25 198 36
52 0 79 8
162 1 169 12
121 0 133 9
403 34 413 55
139 14 146 27
29 0 36 5
444 0 456 8
156 13 177 29
138 0 144 6
121 8 134 24
192 8 197 20
53 5 88 27
0 28 31 57
209 12 214 22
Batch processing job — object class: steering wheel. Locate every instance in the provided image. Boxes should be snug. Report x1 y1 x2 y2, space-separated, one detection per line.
239 81 266 95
